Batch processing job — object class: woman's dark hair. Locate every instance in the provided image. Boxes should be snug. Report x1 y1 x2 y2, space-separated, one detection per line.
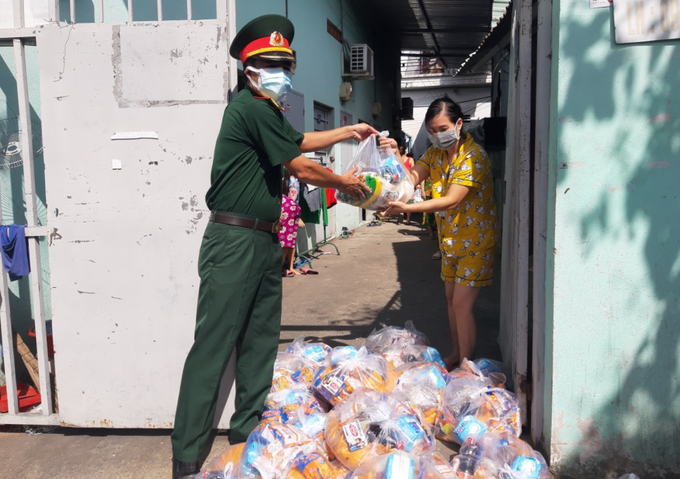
425 97 463 127
282 167 291 196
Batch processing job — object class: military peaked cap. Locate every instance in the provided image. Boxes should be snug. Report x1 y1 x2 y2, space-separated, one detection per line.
229 14 296 65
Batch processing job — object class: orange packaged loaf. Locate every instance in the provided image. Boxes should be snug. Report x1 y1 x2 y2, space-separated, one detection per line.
312 346 397 407
271 352 319 393
196 442 245 479
436 375 520 445
239 421 312 479
324 388 434 471
393 362 449 427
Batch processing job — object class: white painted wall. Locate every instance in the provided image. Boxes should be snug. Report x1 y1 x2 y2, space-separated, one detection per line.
37 21 236 428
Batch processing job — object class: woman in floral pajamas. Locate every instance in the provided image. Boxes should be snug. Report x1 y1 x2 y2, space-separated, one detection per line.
382 97 499 370
279 170 305 276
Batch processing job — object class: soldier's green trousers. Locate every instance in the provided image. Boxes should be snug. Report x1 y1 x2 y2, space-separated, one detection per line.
171 221 282 463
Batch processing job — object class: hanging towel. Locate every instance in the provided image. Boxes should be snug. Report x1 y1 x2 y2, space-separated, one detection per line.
0 225 30 281
302 183 323 213
299 184 321 224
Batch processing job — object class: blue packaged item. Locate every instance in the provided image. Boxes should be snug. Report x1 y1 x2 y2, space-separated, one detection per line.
385 453 416 479
330 346 358 365
379 155 407 184
475 358 502 374
453 416 488 443
394 415 426 452
510 456 542 479
301 344 328 363
421 347 447 370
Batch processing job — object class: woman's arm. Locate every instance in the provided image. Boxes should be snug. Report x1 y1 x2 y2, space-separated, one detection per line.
383 183 470 216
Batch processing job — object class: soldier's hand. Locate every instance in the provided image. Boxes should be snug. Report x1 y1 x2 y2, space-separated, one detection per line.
350 124 380 142
338 167 372 200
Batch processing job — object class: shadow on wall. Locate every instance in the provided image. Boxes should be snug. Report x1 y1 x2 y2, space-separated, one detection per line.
553 5 680 477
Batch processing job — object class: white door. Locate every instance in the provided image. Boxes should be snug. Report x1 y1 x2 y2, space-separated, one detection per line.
36 18 237 428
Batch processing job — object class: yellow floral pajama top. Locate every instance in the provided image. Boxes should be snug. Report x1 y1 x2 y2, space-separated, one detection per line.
417 133 499 287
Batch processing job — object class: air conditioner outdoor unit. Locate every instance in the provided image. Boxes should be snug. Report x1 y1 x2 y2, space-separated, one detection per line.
349 44 374 78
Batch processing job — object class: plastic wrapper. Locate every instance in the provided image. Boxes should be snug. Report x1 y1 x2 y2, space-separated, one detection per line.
263 387 328 425
195 443 245 479
335 133 415 211
325 388 435 470
392 362 449 426
272 353 319 393
436 376 521 444
239 421 312 479
365 321 429 355
288 441 347 479
419 451 455 479
381 341 446 370
312 346 397 407
451 432 548 479
458 359 507 388
287 336 332 368
349 451 421 479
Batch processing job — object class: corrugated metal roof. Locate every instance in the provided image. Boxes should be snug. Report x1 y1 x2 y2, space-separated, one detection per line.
361 0 496 72
455 0 512 76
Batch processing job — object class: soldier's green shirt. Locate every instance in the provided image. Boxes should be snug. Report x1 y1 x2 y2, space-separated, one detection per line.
206 88 304 221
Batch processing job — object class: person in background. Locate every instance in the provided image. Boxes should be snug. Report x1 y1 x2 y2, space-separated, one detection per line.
280 169 304 276
381 97 499 371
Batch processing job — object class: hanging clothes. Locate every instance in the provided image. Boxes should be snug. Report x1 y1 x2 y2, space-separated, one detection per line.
299 183 321 225
0 225 30 281
325 168 338 209
302 183 323 213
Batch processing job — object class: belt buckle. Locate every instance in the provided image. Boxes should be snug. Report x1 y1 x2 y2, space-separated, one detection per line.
272 219 282 234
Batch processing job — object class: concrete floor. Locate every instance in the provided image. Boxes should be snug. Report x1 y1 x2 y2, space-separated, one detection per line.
0 219 502 478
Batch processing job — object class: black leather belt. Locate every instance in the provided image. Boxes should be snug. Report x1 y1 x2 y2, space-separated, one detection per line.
210 212 281 234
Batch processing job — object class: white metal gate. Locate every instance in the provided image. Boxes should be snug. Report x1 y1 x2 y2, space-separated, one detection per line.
0 0 239 428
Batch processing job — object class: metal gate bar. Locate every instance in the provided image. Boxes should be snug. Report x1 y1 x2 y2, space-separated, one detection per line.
14 37 53 416
0 0 53 421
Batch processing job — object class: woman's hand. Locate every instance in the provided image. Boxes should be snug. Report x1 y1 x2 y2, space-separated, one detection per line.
382 201 408 217
349 124 379 141
297 219 305 228
378 137 399 156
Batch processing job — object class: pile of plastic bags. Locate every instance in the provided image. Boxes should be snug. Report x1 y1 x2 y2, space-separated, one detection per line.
196 321 549 479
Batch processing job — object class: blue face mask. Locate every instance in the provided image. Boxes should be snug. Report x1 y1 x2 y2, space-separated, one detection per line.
246 67 293 102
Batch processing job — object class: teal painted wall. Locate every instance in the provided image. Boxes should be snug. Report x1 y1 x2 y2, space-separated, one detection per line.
236 0 401 241
236 0 400 137
546 0 680 475
0 45 52 328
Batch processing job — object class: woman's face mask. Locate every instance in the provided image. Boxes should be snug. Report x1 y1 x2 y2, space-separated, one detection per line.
428 119 462 150
246 66 293 102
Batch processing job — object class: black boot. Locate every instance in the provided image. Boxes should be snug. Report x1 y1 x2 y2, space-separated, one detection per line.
172 458 200 479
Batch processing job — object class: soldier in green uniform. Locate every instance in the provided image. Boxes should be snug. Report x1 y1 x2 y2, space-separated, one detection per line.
171 14 376 478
